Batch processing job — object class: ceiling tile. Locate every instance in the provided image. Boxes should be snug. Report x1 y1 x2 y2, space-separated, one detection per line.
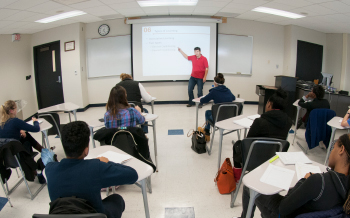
193 6 221 12
320 1 350 13
219 7 250 14
291 4 336 16
0 20 15 28
69 14 104 22
21 13 52 22
236 11 268 20
4 21 32 28
117 8 145 16
26 1 68 13
100 0 134 4
231 0 269 7
82 5 118 16
0 0 19 8
109 2 140 10
142 6 168 12
0 9 20 20
3 11 39 21
70 0 105 9
273 0 314 8
168 6 196 12
341 0 350 6
305 0 335 3
260 2 298 11
196 1 228 7
5 0 49 10
255 14 290 23
322 13 350 22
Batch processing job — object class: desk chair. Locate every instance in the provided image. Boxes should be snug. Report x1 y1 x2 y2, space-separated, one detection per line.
207 102 243 155
38 113 62 142
296 109 335 154
230 137 289 208
0 141 46 201
33 214 107 218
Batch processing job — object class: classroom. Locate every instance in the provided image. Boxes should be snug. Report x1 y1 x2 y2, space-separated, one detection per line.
1 0 350 217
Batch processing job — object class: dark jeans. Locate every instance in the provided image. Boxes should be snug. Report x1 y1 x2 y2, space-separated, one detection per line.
20 132 39 154
102 194 125 218
241 186 282 218
205 110 213 131
141 108 149 134
188 76 204 105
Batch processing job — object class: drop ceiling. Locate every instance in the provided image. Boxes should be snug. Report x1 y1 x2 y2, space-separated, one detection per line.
0 0 350 34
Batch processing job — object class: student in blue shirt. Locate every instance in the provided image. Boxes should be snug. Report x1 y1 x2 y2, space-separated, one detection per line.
341 108 350 127
46 121 138 218
200 73 235 138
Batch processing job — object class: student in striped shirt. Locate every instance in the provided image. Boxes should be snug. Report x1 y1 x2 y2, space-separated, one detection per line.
104 85 145 129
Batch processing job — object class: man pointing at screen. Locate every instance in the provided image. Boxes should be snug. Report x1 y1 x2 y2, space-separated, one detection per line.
178 47 209 107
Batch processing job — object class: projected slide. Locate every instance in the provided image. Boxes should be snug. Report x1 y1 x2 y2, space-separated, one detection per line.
142 26 210 77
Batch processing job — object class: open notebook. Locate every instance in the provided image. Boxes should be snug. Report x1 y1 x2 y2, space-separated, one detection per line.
95 151 133 164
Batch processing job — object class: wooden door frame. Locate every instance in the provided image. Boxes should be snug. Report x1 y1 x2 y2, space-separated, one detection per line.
33 40 63 109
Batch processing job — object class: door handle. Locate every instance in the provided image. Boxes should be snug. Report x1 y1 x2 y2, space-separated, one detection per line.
56 76 61 83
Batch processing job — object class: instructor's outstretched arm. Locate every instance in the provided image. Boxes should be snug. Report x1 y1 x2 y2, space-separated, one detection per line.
178 48 188 59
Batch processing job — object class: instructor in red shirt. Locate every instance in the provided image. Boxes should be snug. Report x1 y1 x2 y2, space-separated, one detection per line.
178 47 209 107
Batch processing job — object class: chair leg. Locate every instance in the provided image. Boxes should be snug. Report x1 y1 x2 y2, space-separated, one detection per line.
15 168 20 178
0 179 13 207
14 156 46 200
147 176 152 194
231 174 244 208
207 127 216 155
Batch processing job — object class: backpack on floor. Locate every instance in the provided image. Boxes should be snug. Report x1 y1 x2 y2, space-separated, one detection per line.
187 130 206 154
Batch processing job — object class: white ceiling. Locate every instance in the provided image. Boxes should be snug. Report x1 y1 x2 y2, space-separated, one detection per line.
0 0 350 34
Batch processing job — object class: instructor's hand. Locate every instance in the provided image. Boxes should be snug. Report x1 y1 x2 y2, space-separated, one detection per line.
203 77 206 83
178 47 181 52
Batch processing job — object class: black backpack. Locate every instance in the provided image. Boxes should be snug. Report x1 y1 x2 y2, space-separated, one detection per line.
49 196 97 214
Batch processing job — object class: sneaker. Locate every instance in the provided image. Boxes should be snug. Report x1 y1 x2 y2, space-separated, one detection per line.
37 173 46 184
233 167 242 183
198 104 203 109
186 104 194 107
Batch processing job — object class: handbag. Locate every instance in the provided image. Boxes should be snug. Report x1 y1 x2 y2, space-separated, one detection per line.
198 123 210 142
214 158 236 194
187 130 206 154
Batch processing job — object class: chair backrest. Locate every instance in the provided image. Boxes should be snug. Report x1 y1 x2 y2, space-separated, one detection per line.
2 141 22 168
211 102 243 125
241 137 289 172
32 214 107 218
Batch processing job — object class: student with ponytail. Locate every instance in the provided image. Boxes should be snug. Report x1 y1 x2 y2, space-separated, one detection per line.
239 133 350 218
0 100 46 183
200 73 235 137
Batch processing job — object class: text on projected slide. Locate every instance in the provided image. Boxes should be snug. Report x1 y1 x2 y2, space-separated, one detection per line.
142 26 210 77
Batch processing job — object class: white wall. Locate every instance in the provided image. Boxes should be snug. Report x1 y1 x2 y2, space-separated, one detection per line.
0 34 38 118
85 18 285 103
325 33 343 90
31 23 88 108
283 25 327 78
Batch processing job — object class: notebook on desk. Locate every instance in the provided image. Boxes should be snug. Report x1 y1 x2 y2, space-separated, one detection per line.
96 151 133 164
27 120 43 125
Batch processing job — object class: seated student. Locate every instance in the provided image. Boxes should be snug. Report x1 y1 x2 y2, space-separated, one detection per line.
233 88 292 180
239 133 350 218
341 108 350 127
104 85 145 129
117 73 151 133
0 100 46 183
297 85 330 129
45 121 138 218
200 73 235 137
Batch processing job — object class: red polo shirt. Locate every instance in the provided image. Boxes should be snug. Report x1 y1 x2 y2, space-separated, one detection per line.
188 55 209 79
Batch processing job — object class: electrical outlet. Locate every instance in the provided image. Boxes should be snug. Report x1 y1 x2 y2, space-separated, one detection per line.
238 94 240 98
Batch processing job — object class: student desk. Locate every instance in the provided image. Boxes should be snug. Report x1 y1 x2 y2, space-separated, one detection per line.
27 118 52 149
86 145 153 218
214 115 248 170
242 159 327 218
142 97 156 114
37 102 80 122
87 113 159 171
325 116 350 165
192 97 245 130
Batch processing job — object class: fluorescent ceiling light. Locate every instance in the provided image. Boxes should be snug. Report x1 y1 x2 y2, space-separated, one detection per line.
137 0 197 7
252 7 305 19
35 10 86 23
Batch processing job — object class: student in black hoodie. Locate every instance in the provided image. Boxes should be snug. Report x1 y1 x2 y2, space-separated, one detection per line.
233 88 292 180
239 133 350 218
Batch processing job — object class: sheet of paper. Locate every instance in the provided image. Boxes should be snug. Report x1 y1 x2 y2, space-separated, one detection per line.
295 162 321 180
233 118 254 128
142 113 148 116
247 114 260 120
27 120 43 125
340 119 343 123
97 151 133 164
276 152 312 165
260 164 295 191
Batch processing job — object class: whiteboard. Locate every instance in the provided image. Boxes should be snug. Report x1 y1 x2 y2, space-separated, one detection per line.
87 35 131 78
218 34 253 75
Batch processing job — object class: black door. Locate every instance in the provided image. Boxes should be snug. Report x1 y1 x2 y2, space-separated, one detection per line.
34 41 64 109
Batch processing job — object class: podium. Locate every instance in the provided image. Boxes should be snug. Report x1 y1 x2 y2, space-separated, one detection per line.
256 76 297 121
